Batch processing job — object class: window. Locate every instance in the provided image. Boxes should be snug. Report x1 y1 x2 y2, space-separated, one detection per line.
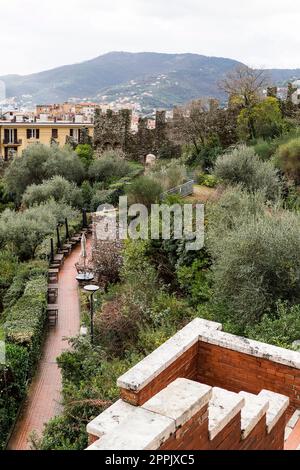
4 128 17 144
70 128 80 141
27 128 40 139
52 128 58 139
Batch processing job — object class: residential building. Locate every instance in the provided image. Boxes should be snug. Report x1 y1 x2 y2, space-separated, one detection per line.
0 121 94 160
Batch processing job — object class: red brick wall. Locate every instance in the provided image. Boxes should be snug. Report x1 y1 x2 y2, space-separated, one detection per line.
197 342 300 415
120 343 199 406
159 405 209 450
158 409 287 450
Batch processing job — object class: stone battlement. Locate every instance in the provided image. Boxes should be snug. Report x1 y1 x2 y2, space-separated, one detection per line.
86 319 300 450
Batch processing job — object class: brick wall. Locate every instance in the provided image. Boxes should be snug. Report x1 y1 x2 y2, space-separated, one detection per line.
120 343 199 406
197 342 300 416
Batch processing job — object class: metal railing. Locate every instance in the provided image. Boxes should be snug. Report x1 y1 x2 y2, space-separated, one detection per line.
2 138 22 145
161 180 195 199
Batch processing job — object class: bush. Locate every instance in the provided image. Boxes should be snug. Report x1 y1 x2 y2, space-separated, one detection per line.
196 173 219 188
209 209 300 329
177 257 212 307
75 144 94 169
253 139 276 160
277 137 300 183
150 160 187 191
0 343 29 449
89 154 131 185
22 176 83 209
4 144 85 204
0 251 18 311
3 260 48 310
246 302 300 348
126 176 163 209
4 276 48 370
214 145 280 199
94 297 139 358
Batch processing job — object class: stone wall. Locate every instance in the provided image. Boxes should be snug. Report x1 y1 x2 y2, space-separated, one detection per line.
93 108 179 160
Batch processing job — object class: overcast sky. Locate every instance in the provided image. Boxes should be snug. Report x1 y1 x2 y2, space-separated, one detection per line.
1 0 300 76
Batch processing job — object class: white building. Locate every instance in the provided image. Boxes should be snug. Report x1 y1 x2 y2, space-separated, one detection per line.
0 81 6 103
291 80 300 105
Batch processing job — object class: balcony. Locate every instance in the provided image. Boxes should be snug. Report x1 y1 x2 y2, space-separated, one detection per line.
2 139 22 146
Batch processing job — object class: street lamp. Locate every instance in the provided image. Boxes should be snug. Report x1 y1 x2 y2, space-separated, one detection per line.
83 285 100 344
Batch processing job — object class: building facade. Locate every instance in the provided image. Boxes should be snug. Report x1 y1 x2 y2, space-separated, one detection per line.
0 122 94 160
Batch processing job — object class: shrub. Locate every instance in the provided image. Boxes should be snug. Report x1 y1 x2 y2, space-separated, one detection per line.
88 154 131 184
75 144 94 169
22 176 83 209
214 145 280 199
246 302 300 348
94 297 139 358
196 173 219 188
0 251 18 311
150 160 187 191
177 257 212 307
253 139 275 160
0 343 29 449
5 144 85 204
209 209 300 329
3 260 48 310
277 137 300 183
126 176 163 209
4 276 48 370
207 186 266 257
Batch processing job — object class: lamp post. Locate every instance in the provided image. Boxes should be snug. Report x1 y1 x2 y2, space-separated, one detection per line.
50 238 54 264
83 285 100 344
56 224 62 251
65 218 70 240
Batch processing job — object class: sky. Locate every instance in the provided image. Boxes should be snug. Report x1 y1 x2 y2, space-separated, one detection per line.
1 0 300 76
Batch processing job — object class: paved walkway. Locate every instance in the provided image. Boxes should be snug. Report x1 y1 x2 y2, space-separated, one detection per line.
7 245 83 450
285 418 300 451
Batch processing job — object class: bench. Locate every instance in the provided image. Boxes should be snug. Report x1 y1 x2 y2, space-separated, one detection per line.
48 268 59 284
47 304 58 326
48 284 58 304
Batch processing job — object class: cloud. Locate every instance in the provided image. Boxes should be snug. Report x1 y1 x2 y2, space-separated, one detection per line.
1 0 300 75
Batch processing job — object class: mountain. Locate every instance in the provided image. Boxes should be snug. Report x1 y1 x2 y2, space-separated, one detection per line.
1 52 300 111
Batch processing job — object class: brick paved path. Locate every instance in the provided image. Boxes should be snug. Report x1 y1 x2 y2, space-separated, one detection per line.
285 419 300 451
7 245 83 450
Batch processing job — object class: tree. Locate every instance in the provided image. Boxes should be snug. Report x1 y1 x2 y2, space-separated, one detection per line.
75 144 94 169
214 145 280 199
0 201 80 260
208 203 300 330
5 144 85 204
220 66 269 139
126 176 163 209
88 152 131 184
277 137 300 184
22 176 83 209
238 97 284 141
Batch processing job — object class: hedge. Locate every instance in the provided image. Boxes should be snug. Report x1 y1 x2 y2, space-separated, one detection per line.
4 275 48 371
0 343 29 449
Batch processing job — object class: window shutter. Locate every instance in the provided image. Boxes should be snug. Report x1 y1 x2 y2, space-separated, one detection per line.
36 129 40 139
14 129 18 142
70 129 74 137
4 129 9 142
27 129 31 139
